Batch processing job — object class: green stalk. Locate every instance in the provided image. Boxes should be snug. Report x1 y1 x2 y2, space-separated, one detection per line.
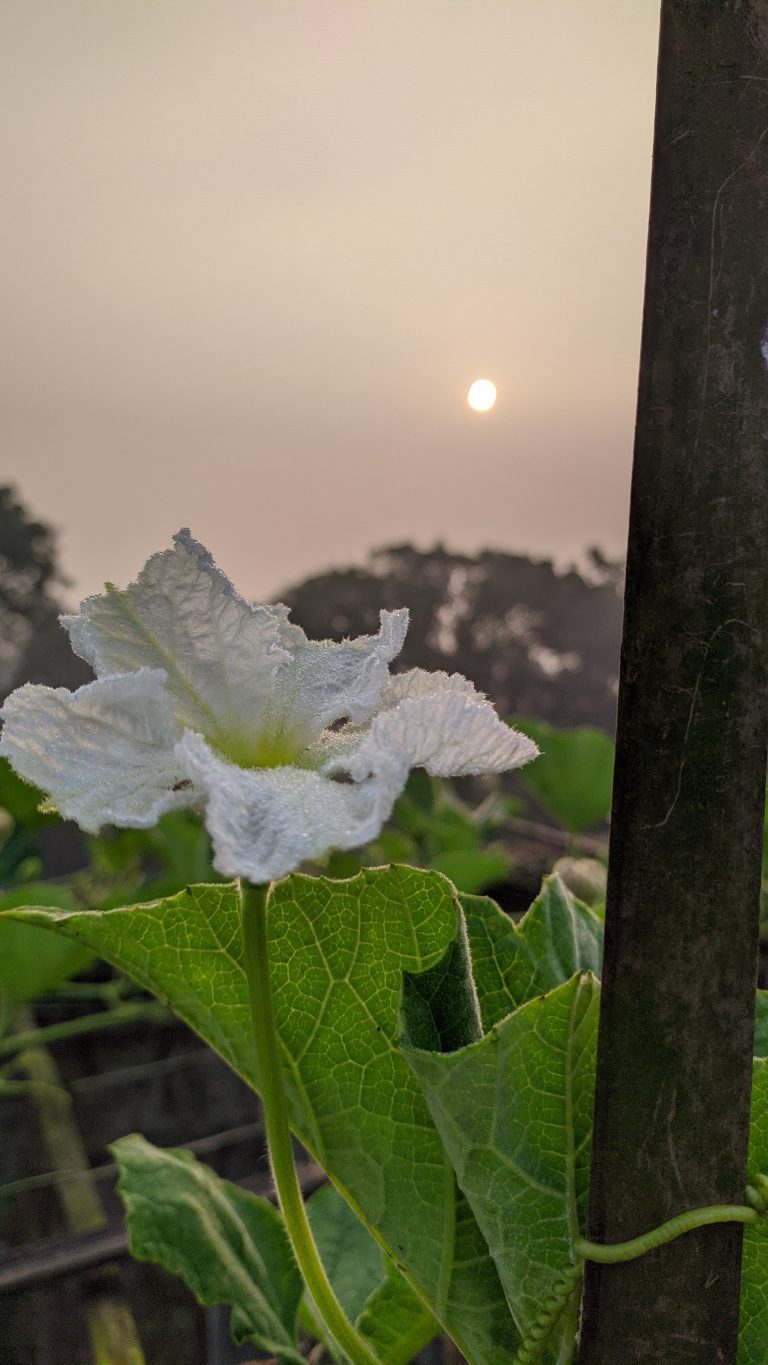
574 1203 758 1264
239 880 380 1365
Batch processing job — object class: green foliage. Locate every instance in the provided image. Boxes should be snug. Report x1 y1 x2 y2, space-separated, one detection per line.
462 874 603 1030
305 1184 437 1364
400 919 482 1053
112 1134 305 1362
512 718 614 834
429 848 510 895
550 856 607 909
0 758 56 884
0 883 93 1005
8 869 519 1364
740 1061 768 1363
406 974 598 1344
327 769 516 895
10 865 768 1362
81 810 222 907
0 757 52 831
756 992 768 1058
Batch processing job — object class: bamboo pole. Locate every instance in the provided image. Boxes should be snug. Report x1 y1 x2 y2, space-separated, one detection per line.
579 4 768 1360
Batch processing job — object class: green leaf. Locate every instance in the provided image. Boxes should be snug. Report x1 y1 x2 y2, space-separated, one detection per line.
421 805 483 855
739 1060 768 1362
0 885 93 1005
551 856 607 909
356 1268 438 1365
0 757 53 830
406 974 599 1344
755 992 768 1058
400 917 482 1054
306 1184 437 1365
513 718 614 834
8 868 519 1364
112 1133 304 1362
430 848 510 894
462 873 604 1029
306 1183 385 1329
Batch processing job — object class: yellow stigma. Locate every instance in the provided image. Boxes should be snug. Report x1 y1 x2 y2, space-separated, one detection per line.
213 727 308 771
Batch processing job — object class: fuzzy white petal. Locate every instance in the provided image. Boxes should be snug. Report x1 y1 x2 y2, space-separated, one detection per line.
379 667 480 709
176 730 405 882
61 530 289 740
341 691 539 782
267 608 409 734
0 670 194 833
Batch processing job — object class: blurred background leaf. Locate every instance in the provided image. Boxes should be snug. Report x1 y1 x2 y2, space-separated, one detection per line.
0 883 93 1005
511 718 614 835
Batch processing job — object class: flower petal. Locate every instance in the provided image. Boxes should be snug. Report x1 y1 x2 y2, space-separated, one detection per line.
266 608 409 737
340 687 539 781
378 667 480 708
176 730 404 881
0 670 195 833
61 530 289 740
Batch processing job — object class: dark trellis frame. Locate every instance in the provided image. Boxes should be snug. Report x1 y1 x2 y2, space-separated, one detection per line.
579 4 768 1361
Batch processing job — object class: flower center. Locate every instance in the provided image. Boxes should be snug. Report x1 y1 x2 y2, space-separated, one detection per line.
212 724 311 771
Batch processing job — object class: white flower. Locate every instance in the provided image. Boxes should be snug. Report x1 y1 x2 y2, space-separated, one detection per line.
0 531 538 882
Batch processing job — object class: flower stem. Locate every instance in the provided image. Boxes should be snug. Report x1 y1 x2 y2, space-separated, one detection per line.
239 879 380 1365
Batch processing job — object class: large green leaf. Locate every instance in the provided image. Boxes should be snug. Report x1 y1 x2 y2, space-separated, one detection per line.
112 1134 304 1362
739 1059 768 1362
305 1183 437 1364
462 873 603 1029
406 973 599 1347
512 718 614 834
7 868 518 1364
0 885 93 1005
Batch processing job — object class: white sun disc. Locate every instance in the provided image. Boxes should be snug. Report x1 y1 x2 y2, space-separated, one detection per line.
467 379 497 412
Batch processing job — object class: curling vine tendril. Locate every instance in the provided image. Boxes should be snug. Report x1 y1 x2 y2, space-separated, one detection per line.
511 1174 768 1364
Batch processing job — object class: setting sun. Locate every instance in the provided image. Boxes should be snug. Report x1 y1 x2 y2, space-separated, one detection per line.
467 378 497 412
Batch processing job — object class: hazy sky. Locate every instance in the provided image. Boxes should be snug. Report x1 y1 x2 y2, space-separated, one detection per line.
1 2 660 603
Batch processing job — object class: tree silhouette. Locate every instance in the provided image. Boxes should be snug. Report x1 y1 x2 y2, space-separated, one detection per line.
282 543 623 732
0 486 62 693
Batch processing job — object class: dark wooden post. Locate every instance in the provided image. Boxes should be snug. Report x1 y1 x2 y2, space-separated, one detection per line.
579 5 768 1362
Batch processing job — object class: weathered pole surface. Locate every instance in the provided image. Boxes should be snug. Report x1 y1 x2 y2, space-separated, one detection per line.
579 5 768 1363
